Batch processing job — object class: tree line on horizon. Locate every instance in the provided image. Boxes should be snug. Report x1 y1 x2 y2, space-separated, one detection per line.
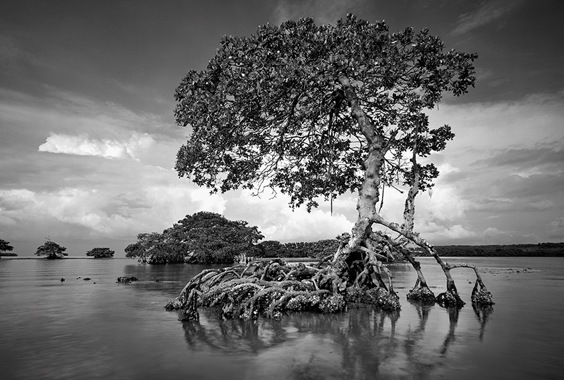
123 211 564 264
2 232 563 261
0 238 115 259
2 225 563 261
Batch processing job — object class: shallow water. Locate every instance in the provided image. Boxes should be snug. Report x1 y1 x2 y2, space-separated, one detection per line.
0 257 562 379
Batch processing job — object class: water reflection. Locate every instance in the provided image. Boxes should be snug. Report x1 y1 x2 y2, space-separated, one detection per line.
403 302 433 375
180 303 493 378
440 306 459 356
473 303 494 341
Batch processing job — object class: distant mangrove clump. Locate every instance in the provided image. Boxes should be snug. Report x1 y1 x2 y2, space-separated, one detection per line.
86 247 115 259
125 211 263 264
35 240 67 259
0 238 17 257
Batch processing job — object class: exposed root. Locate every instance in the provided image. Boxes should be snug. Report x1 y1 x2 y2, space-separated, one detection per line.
166 258 398 320
448 263 495 307
167 228 493 319
344 286 400 310
471 280 494 306
436 291 464 308
407 280 436 304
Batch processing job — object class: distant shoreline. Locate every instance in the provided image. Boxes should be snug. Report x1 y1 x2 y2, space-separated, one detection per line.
2 243 563 260
0 256 129 260
429 243 563 258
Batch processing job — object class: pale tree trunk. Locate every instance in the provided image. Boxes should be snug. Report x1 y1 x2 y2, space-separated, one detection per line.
332 76 400 310
334 76 384 268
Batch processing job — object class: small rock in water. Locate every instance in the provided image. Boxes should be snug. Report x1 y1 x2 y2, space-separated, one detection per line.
117 276 139 284
60 278 65 282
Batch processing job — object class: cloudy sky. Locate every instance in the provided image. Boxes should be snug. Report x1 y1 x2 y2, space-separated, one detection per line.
1 0 563 256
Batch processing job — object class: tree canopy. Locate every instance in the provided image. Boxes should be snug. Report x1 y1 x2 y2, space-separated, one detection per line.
35 240 67 259
86 247 115 259
174 14 474 210
125 211 263 264
0 239 15 256
0 239 14 252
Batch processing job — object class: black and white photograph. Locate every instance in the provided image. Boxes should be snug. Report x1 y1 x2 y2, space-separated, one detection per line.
1 1 563 379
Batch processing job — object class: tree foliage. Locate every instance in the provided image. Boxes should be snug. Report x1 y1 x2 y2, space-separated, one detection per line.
174 14 474 210
35 240 67 259
0 239 14 252
86 247 115 258
125 211 263 264
166 211 263 264
0 239 16 256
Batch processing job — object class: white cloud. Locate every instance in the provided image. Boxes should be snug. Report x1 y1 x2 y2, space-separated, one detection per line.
263 208 353 242
429 93 564 158
483 227 508 238
417 221 476 241
187 188 227 214
38 132 155 160
228 189 353 242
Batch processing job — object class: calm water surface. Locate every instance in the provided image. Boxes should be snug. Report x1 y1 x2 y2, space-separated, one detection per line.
0 257 562 379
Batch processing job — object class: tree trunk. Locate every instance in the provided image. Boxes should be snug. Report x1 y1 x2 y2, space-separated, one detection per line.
401 142 435 303
334 76 385 267
331 76 400 310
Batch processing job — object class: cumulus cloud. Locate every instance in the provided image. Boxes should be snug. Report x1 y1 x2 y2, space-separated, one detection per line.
38 132 155 160
187 188 227 214
227 189 353 242
0 181 229 251
416 220 476 242
483 226 509 238
262 208 353 242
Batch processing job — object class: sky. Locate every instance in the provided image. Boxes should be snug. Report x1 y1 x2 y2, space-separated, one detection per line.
0 0 563 256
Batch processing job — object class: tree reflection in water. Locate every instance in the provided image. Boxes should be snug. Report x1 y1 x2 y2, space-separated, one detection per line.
473 303 494 342
180 303 493 378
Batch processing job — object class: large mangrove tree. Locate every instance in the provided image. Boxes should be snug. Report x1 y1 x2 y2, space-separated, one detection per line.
167 15 493 320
